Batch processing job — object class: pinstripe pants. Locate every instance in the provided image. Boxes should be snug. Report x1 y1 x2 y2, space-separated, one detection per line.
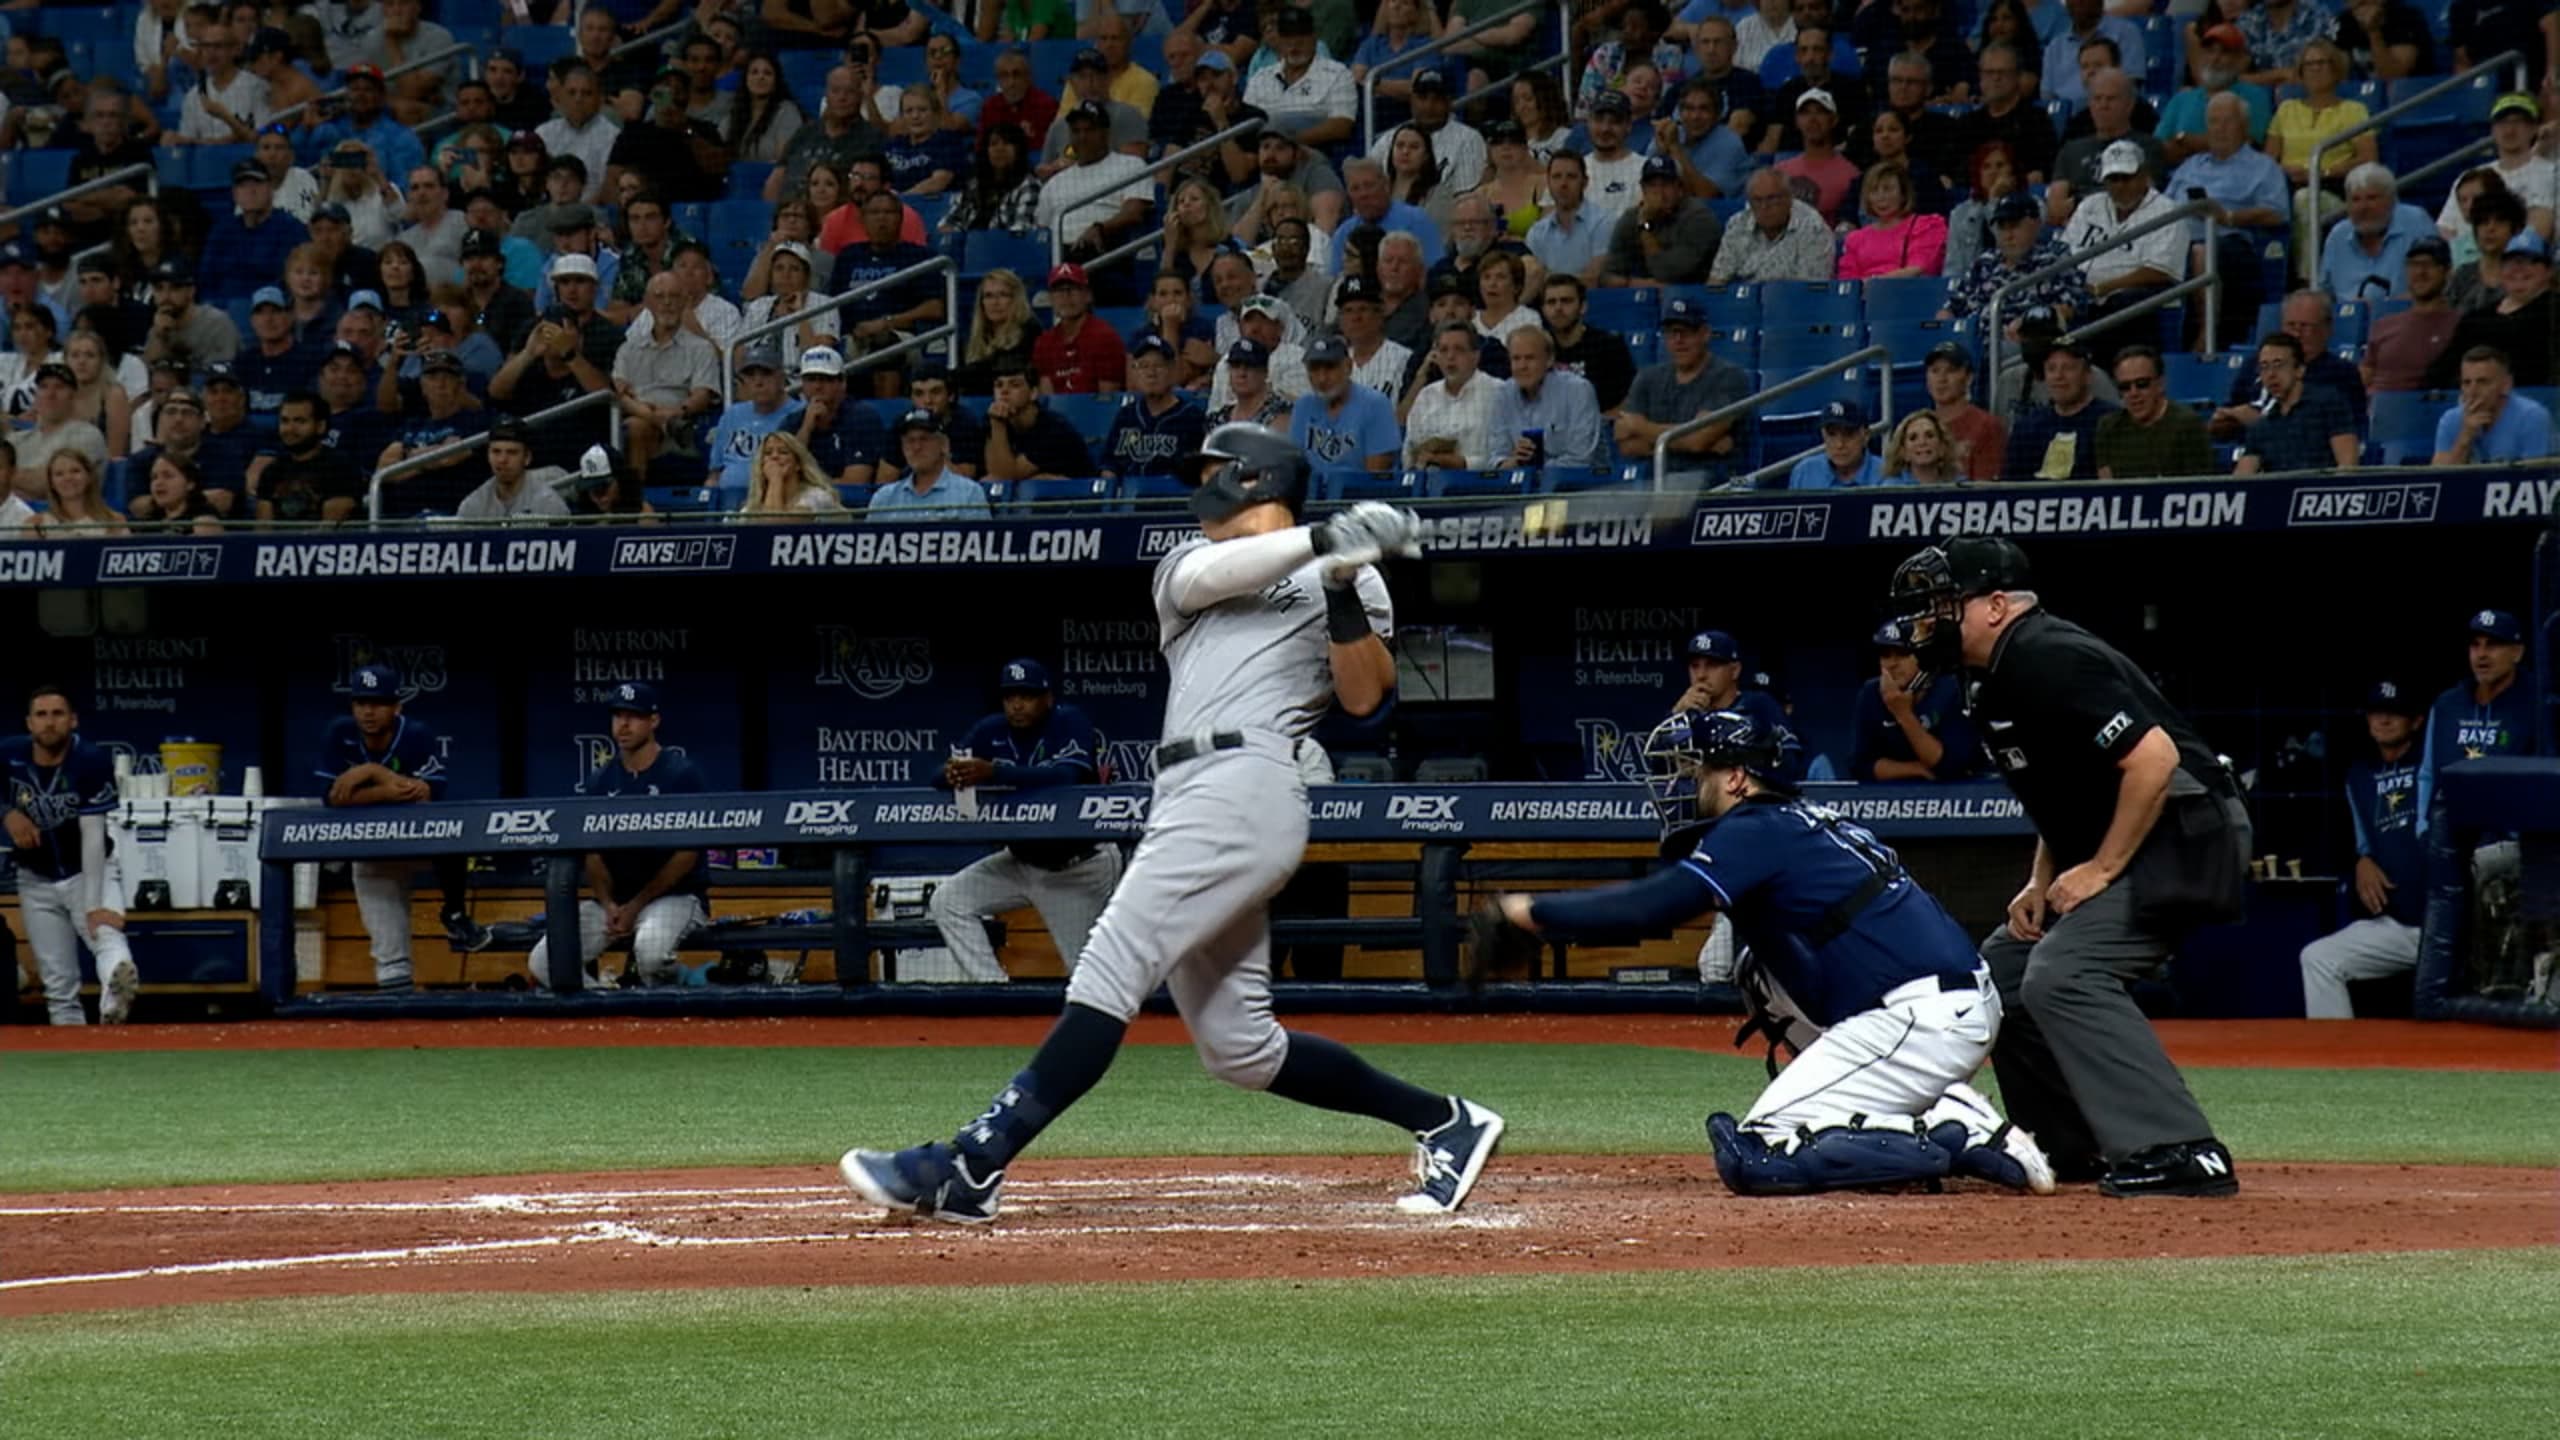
928 846 1125 982
18 868 134 1026
528 896 707 987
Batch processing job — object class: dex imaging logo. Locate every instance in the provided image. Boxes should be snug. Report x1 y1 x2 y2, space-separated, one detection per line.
2286 483 2439 526
97 545 222 582
1386 793 1465 833
784 799 865 837
1078 794 1150 829
611 535 737 572
813 625 933 699
485 808 560 846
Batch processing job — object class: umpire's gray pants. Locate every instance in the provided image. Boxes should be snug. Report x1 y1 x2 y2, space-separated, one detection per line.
1979 881 2214 1166
929 846 1125 982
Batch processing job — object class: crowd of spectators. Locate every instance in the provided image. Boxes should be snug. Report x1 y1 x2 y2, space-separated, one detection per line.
0 0 2550 534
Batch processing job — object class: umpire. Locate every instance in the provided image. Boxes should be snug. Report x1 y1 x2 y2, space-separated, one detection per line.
1890 536 2252 1198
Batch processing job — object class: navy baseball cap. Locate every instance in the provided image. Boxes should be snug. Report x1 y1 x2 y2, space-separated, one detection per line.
311 201 352 225
1821 398 1869 431
1410 68 1452 97
1590 90 1632 119
0 241 35 269
1992 193 2040 225
2406 236 2452 265
1687 630 1740 662
2361 679 2424 715
200 362 242 390
349 664 402 697
1662 295 1708 329
1303 335 1350 365
1226 337 1270 368
1872 619 1914 651
1925 339 1974 370
1641 153 1681 184
231 159 270 185
2469 608 2523 643
420 350 466 376
997 658 1052 693
1334 274 1380 306
605 681 661 715
1070 47 1108 71
1130 333 1175 361
895 407 945 436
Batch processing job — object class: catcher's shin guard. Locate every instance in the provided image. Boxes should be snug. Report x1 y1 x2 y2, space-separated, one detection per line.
1707 1113 1954 1196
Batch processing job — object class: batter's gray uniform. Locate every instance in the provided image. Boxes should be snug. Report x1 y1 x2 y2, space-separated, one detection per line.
1060 536 1392 1090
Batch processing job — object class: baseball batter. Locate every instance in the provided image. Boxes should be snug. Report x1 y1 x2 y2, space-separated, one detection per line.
843 424 1505 1222
929 659 1124 981
3 686 139 1026
1477 710 2053 1196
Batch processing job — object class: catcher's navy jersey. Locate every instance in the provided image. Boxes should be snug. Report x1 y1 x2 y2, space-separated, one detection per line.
312 715 450 800
579 749 708 900
2347 754 2424 925
1 737 118 881
1100 393 1207 478
1677 798 1980 1027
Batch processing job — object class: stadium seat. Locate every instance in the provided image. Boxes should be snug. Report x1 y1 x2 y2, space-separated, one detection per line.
1625 329 1662 367
1670 283 1754 334
1009 476 1112 512
508 25 578 74
1333 754 1396 783
5 151 73 206
2166 352 2246 408
1861 276 1950 333
1316 469 1421 503
1414 756 1489 783
2369 390 2448 465
645 485 725 514
834 482 874 511
1758 323 1865 375
2138 15 2177 99
876 48 927 88
2043 98 2071 140
1584 286 1661 335
1427 469 1531 500
1539 467 1627 494
961 230 1053 285
1091 305 1147 341
1878 316 1972 370
1046 394 1120 449
1112 474 1190 509
1709 327 1755 369
1029 39 1084 99
672 203 711 240
2331 300 2371 349
908 193 952 233
780 51 834 104
727 163 776 203
1756 281 1860 330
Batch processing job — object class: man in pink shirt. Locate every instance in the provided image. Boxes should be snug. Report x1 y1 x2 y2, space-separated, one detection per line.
1776 90 1860 224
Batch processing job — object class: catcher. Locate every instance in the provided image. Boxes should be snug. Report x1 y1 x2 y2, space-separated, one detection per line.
1472 710 2054 1196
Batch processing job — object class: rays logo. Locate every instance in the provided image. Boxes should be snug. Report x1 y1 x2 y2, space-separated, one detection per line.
814 626 932 699
575 736 691 774
1576 718 1651 783
333 635 448 696
1139 525 1194 558
95 740 162 776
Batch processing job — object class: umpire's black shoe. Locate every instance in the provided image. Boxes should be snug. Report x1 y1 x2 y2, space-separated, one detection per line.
2098 1140 2240 1198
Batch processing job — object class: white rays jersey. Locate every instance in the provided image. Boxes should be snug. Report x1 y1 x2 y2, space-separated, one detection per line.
1153 537 1392 744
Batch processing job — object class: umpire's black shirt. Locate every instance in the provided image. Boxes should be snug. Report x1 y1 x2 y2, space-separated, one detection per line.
1970 608 2232 870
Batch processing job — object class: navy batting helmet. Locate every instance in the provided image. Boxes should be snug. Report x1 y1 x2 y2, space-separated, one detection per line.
1184 421 1309 522
1641 708 1791 834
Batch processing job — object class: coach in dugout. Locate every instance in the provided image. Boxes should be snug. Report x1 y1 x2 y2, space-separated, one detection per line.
2297 680 2427 1018
315 662 491 990
527 681 709 990
1672 629 1805 783
1891 536 2252 1198
928 660 1125 984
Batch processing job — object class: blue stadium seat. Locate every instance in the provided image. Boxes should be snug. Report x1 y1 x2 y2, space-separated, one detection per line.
2166 351 2246 408
2369 390 2447 465
645 485 725 514
726 163 776 203
1879 316 1972 371
442 0 511 28
6 151 74 206
1428 469 1531 500
1758 323 1865 374
1030 39 1084 99
1112 474 1190 509
908 193 952 233
1756 281 1860 330
876 48 927 89
2043 98 2071 140
1584 286 1661 335
509 25 578 74
1045 393 1119 448
1314 469 1420 503
1624 329 1662 367
1538 467 1628 494
863 397 911 428
834 482 874 511
708 201 767 255
1009 476 1112 512
671 203 711 239
2138 15 2178 100
1861 276 1950 332
1091 305 1147 341
1668 282 1754 334
780 51 835 105
1709 327 1755 368
962 230 1053 284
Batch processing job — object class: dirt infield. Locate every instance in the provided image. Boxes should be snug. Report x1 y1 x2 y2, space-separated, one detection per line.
4 1158 2549 1317
9 1016 2555 1071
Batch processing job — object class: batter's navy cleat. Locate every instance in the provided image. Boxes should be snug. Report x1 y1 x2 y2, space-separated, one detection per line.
442 907 493 953
1397 1098 1504 1214
840 1143 1005 1224
2098 1139 2240 1198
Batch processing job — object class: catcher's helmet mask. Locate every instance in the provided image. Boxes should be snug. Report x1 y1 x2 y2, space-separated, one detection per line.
1642 710 1793 843
1184 421 1310 522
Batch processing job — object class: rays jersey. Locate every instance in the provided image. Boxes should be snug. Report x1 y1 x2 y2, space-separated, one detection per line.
1 737 118 882
1100 393 1207 478
579 749 708 901
2347 753 2424 924
2415 672 2540 832
312 715 451 801
1153 537 1390 743
955 704 1106 868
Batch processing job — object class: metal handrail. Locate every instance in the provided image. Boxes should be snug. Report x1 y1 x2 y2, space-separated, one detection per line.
2304 51 2522 286
1655 344 1890 489
1049 117 1267 278
1357 0 1547 150
0 164 158 230
271 42 477 129
366 389 614 522
2394 133 2499 207
719 255 958 410
1982 198 2218 401
606 15 701 63
1454 50 1568 114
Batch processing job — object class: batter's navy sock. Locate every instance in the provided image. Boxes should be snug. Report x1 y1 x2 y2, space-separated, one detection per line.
953 1002 1126 1171
1267 1031 1452 1133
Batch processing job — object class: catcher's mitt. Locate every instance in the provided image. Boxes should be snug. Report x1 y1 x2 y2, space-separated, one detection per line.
1462 900 1544 991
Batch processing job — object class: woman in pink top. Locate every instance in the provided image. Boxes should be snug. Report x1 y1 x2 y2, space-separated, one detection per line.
1837 164 1949 280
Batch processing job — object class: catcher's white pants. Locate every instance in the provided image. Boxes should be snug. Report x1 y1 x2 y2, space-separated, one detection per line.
929 846 1124 981
2298 916 2421 1019
528 896 707 987
18 868 135 1026
1745 965 2012 1151
351 860 418 986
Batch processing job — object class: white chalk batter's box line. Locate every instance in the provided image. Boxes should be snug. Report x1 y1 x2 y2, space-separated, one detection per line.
0 1176 1527 1293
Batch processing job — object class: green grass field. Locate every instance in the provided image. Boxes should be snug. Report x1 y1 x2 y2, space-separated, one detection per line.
4 1042 2553 1437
